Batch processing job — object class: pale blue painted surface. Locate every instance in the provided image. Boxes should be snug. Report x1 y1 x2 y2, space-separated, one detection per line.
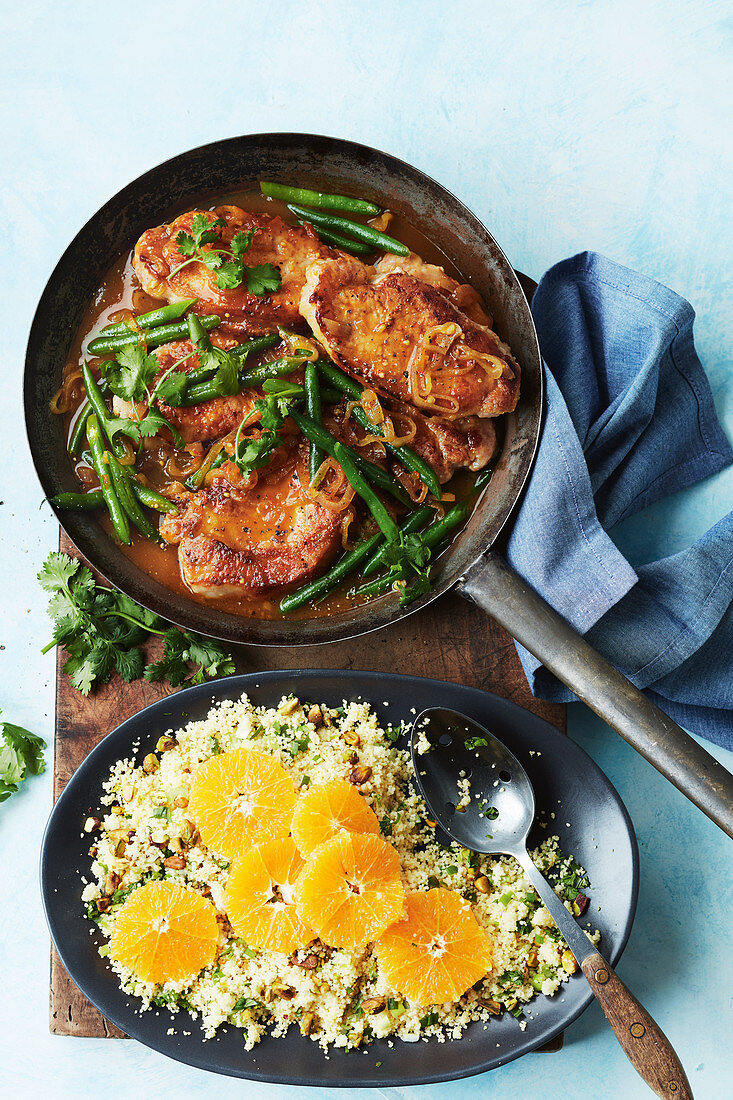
0 2 731 1097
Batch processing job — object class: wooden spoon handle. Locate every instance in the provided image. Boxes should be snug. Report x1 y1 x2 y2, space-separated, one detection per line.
580 952 692 1098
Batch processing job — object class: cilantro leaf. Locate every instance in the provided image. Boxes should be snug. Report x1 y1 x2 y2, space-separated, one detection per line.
231 230 255 257
210 354 240 396
183 634 236 684
114 646 145 683
189 214 226 244
135 410 185 448
0 715 46 803
102 345 160 402
232 431 281 476
245 263 281 295
38 551 79 592
154 371 189 407
174 230 197 257
39 552 234 696
170 216 279 296
214 260 245 289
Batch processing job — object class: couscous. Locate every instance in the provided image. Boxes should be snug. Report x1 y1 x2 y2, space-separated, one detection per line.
81 694 598 1050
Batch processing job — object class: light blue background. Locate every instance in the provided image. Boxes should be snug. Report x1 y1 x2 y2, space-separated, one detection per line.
1 2 731 1098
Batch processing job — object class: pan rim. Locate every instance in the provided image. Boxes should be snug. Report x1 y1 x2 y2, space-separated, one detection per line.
24 132 543 646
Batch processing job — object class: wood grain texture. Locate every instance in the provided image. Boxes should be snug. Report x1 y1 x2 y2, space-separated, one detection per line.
580 952 692 1098
50 526 566 1046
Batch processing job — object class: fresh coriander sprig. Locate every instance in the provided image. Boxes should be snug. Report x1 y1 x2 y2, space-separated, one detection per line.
38 552 235 696
0 714 46 803
169 214 281 295
231 388 298 478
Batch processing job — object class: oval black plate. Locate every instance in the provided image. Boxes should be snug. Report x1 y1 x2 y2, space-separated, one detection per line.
41 671 638 1087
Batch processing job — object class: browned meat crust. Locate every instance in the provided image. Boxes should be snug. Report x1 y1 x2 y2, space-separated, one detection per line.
159 450 350 597
300 255 519 420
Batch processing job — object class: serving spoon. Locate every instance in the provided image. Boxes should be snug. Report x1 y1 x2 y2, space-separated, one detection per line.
411 707 692 1100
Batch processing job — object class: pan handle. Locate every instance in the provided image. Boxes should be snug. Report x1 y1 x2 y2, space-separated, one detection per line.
457 550 733 838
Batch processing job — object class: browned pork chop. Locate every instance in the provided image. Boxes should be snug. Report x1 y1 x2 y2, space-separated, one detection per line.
160 448 349 597
388 401 498 483
134 206 333 334
300 255 519 420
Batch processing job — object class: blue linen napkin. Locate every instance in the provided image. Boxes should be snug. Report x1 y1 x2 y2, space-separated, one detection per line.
506 252 733 749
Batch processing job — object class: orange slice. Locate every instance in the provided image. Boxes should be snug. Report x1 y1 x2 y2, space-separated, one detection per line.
225 837 315 953
291 779 381 857
376 888 493 1005
108 881 218 984
189 747 296 860
295 832 405 948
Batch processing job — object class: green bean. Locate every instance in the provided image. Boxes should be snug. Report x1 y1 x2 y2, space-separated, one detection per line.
355 569 400 598
418 498 471 548
333 443 398 542
316 360 442 498
361 505 435 577
87 315 220 355
240 356 310 388
261 182 380 215
108 455 161 542
320 386 342 405
130 480 179 514
50 490 104 510
287 204 408 256
230 333 282 360
81 362 126 460
178 380 230 406
289 409 410 506
100 298 198 337
68 400 91 454
304 363 324 485
85 415 131 545
187 312 214 352
357 499 473 598
181 334 281 390
296 219 373 255
279 532 384 614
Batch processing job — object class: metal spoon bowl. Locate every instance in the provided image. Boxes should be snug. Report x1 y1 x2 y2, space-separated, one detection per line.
411 707 692 1100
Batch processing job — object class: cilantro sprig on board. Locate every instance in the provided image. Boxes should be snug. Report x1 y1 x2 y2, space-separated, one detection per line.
170 214 281 295
39 552 235 696
0 714 46 803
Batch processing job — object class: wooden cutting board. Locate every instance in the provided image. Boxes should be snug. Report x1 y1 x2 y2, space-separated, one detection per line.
50 535 566 1050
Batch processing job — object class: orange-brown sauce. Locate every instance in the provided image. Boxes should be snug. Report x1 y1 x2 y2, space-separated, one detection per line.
58 191 489 620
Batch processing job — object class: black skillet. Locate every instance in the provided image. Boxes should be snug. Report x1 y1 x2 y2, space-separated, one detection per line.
24 133 733 836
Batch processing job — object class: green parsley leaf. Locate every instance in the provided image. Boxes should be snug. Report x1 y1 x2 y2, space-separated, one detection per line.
102 345 160 402
245 263 281 296
465 736 489 750
231 229 255 257
154 370 189 407
39 551 234 696
0 715 46 802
